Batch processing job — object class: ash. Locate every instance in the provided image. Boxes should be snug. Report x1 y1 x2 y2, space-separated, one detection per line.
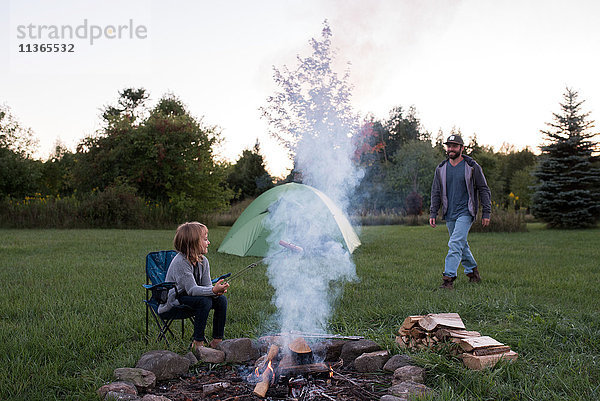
147 364 391 401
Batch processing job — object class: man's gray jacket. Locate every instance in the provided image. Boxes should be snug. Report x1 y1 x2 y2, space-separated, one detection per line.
429 155 492 220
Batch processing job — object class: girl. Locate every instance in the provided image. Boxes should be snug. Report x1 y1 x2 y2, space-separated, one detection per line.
158 222 229 351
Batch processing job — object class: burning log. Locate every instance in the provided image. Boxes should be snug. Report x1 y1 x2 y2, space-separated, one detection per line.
252 337 333 397
289 337 313 365
253 344 279 398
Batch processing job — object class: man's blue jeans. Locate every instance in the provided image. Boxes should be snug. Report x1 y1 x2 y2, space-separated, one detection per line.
444 215 477 277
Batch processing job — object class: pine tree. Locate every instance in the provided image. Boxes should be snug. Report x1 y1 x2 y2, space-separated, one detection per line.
532 88 600 228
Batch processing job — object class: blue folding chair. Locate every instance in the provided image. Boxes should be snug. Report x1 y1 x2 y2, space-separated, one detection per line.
143 250 196 344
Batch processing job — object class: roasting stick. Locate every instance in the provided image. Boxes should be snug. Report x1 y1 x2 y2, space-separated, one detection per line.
212 240 304 284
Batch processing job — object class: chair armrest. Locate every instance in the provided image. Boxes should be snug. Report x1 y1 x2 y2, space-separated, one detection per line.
143 281 176 290
143 282 176 305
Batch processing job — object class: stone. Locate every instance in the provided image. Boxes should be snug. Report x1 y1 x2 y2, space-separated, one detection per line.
98 382 137 399
114 368 156 391
104 392 140 401
194 346 226 363
135 350 191 381
312 339 347 362
140 395 170 401
354 350 390 372
340 339 381 366
384 354 413 372
388 381 432 398
392 365 425 385
141 395 171 401
380 395 407 401
183 351 198 365
217 338 260 363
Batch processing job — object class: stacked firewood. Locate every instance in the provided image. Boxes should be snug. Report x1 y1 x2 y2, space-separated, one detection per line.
396 313 518 370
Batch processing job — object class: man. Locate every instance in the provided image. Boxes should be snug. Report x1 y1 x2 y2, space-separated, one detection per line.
429 134 491 289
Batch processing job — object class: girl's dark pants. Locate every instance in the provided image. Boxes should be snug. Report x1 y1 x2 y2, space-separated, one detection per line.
179 295 227 342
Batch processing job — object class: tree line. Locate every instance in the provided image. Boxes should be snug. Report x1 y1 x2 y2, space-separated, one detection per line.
1 87 598 229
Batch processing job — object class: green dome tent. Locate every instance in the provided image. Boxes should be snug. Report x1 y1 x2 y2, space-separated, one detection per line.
217 183 360 257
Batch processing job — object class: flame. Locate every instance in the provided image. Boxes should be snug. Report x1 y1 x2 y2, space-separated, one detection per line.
254 366 260 377
266 360 276 384
329 365 333 378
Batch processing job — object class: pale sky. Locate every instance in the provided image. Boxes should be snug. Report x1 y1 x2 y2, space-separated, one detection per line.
2 0 599 177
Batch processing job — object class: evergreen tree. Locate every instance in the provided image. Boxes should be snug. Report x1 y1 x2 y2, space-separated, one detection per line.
532 88 600 228
226 141 273 201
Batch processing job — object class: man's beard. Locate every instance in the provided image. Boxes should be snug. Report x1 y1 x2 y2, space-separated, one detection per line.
447 150 461 160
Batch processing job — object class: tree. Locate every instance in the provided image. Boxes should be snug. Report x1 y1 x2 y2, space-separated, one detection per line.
387 139 440 214
532 88 600 228
40 141 75 196
383 106 424 160
352 109 430 212
0 105 41 198
260 20 359 207
226 141 273 201
510 166 535 210
499 148 537 208
74 90 233 215
101 88 149 124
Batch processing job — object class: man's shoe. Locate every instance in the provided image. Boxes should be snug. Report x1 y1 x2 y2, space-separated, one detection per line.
439 276 456 289
466 267 481 283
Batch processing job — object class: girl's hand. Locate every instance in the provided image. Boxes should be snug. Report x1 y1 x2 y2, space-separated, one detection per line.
212 279 230 295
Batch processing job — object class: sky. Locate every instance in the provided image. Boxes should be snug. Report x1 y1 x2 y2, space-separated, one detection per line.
2 0 599 177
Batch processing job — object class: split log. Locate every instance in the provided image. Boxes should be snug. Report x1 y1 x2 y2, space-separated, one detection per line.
462 350 518 370
409 327 426 339
435 328 481 340
398 327 411 336
418 313 465 331
401 315 425 330
458 336 504 352
395 336 409 348
472 346 512 356
253 344 279 398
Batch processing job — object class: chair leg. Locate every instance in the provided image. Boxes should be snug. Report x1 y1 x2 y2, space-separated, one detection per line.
147 305 176 344
160 318 177 344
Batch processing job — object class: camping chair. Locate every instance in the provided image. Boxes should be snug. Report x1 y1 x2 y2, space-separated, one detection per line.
143 250 195 344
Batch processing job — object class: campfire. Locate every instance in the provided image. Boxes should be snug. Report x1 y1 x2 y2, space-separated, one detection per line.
250 336 335 398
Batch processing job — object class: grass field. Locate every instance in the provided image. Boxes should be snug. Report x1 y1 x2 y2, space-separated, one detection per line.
1 224 599 400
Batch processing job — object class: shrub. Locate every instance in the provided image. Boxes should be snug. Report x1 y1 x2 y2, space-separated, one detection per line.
0 194 81 228
352 210 429 226
470 206 527 233
77 185 147 228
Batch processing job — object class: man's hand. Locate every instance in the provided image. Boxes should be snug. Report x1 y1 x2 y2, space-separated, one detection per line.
212 279 229 296
429 218 436 228
481 218 490 227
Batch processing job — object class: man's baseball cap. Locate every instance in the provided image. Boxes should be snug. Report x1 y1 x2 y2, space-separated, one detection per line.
444 134 464 145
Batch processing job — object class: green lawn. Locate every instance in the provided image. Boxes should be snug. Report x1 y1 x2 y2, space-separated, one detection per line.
1 225 599 400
